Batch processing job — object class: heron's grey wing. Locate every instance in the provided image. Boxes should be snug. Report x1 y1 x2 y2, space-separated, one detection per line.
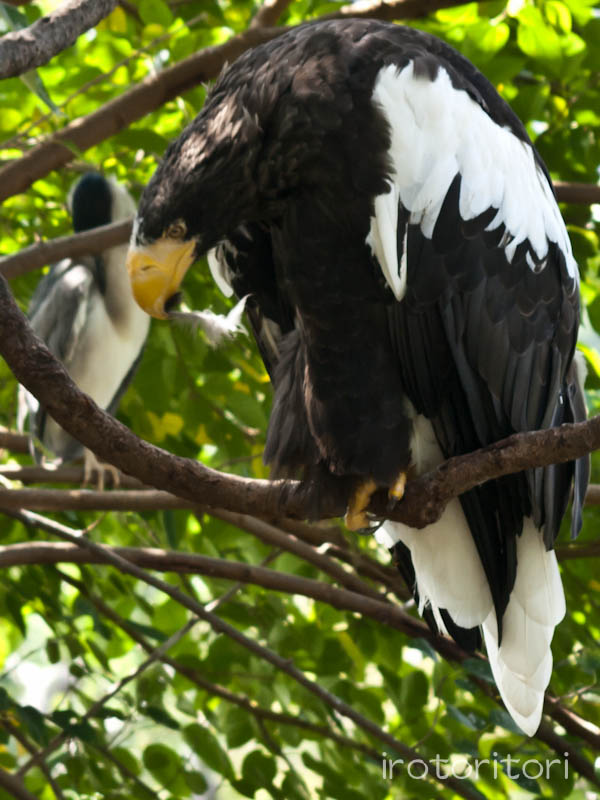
28 260 95 364
25 260 95 457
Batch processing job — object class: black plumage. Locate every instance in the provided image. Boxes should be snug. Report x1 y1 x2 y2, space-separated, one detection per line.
127 19 588 735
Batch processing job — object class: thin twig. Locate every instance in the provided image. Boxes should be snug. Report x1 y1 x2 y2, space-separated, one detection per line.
7 515 600 773
0 219 133 281
64 574 385 762
11 511 480 799
17 614 199 778
0 535 455 652
0 719 65 800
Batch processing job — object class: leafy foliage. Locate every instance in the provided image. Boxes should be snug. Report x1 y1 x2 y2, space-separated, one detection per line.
0 0 599 798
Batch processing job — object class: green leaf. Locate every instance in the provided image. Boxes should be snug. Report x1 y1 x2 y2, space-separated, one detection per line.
546 0 572 32
223 706 255 748
446 704 487 731
399 670 429 714
142 743 182 786
517 7 562 60
183 724 235 781
241 750 277 790
140 703 180 729
139 0 173 26
15 706 49 745
463 657 494 683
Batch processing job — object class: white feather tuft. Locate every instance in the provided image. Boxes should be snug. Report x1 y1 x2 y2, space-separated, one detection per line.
169 295 248 347
207 247 235 297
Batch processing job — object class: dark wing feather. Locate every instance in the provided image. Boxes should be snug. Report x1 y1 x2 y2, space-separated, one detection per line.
388 185 584 636
211 225 322 476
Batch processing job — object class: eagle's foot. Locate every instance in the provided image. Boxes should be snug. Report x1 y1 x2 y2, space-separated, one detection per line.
345 478 377 531
83 449 120 491
388 471 407 507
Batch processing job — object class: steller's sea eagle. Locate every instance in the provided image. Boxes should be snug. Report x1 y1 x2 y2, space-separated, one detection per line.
126 19 589 736
19 172 150 485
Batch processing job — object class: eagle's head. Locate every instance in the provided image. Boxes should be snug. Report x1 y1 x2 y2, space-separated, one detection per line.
127 91 263 318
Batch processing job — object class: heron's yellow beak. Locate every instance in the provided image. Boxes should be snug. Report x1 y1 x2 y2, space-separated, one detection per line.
126 238 196 319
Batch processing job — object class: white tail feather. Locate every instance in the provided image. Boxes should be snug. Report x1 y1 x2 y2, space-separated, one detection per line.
482 520 565 736
375 410 564 736
379 498 493 630
375 410 493 630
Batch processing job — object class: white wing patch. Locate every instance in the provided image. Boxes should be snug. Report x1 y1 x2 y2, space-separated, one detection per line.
367 61 576 300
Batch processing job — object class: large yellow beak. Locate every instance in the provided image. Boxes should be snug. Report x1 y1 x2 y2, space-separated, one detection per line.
126 238 197 319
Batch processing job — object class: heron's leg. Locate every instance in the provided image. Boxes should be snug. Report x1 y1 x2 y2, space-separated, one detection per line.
83 449 120 490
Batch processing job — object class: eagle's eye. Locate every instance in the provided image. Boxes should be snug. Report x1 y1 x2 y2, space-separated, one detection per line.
165 219 187 240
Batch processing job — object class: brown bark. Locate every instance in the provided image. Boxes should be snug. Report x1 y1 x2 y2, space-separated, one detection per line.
326 0 490 21
0 26 287 205
0 273 598 530
250 0 295 28
554 180 600 205
0 0 117 80
0 769 38 800
0 219 133 281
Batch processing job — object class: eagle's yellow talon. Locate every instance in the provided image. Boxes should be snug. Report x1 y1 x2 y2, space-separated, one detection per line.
388 471 407 502
345 478 377 531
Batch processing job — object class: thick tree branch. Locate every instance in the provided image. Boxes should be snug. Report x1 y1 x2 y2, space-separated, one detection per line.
326 0 491 22
0 768 39 800
0 428 29 454
5 460 600 550
0 274 599 529
554 180 600 205
0 487 196 512
0 463 143 487
6 492 388 603
0 0 117 80
250 0 294 28
5 452 597 588
0 26 287 205
556 541 600 560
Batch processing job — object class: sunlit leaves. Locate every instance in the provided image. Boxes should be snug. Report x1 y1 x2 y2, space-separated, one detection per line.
0 0 599 798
